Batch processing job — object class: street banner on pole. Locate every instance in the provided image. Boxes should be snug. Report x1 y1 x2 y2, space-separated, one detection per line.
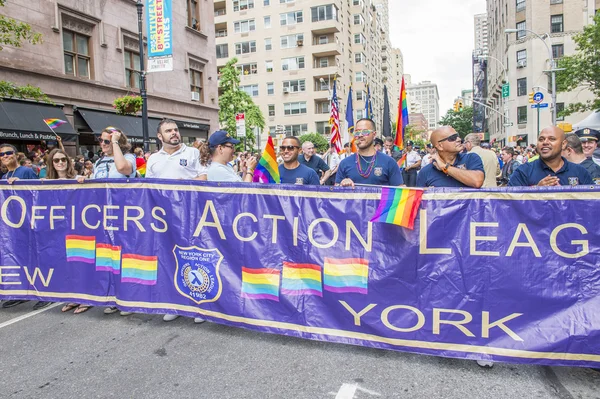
146 0 173 72
236 113 246 137
1 182 599 368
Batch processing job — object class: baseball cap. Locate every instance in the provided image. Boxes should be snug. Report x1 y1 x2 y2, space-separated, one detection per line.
209 130 241 148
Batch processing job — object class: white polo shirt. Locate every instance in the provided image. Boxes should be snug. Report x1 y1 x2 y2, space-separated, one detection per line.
406 150 421 168
146 144 207 179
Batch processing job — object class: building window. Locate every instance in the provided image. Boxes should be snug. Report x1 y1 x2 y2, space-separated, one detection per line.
556 102 565 121
356 90 364 101
355 71 366 82
285 124 308 135
353 14 364 25
241 84 259 97
284 102 307 115
283 79 305 93
235 41 257 54
190 68 203 102
264 16 271 29
63 29 90 78
516 49 526 67
319 57 329 68
316 122 331 135
187 0 200 29
280 0 294 3
265 38 272 51
280 11 303 26
280 33 304 49
517 78 527 96
234 19 256 33
216 44 229 58
267 82 274 95
354 33 365 45
318 35 328 44
237 62 258 75
281 56 305 70
354 53 365 63
312 5 337 22
263 60 272 72
233 0 254 12
316 102 330 114
268 104 275 117
516 21 526 39
516 0 525 12
356 109 364 119
264 0 270 5
124 50 140 88
551 15 563 33
552 44 564 59
517 106 527 124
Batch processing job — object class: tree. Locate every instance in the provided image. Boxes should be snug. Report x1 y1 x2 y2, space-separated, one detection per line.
438 106 474 138
299 133 329 153
556 13 600 116
0 0 50 102
218 58 265 149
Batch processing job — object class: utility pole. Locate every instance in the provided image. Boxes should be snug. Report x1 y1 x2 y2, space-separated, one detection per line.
136 0 149 152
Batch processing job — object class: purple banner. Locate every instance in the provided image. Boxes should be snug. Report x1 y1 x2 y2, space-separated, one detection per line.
1 180 599 367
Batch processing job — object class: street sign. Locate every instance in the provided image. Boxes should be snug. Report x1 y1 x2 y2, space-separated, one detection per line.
502 84 509 98
235 113 246 138
531 103 549 109
533 92 544 103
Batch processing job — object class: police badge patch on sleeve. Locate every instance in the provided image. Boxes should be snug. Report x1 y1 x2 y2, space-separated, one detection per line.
180 159 188 167
173 246 223 304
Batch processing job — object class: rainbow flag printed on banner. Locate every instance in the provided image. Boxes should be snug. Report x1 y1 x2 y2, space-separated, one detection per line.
95 244 121 274
370 187 424 230
43 118 67 130
323 257 369 294
66 235 96 263
121 254 158 285
241 267 281 301
281 262 322 297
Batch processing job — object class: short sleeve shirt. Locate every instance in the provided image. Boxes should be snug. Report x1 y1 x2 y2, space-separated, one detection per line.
207 162 242 182
580 158 600 184
335 152 404 186
146 144 206 179
93 153 136 179
406 150 421 168
508 157 593 186
1 166 38 180
279 164 320 185
299 155 330 175
416 152 484 188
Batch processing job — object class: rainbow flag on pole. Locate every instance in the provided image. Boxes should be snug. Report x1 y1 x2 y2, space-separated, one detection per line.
394 77 409 150
121 254 158 285
281 262 322 297
323 257 368 294
253 136 280 183
66 235 96 263
370 187 424 229
43 118 67 129
95 244 122 274
241 267 281 301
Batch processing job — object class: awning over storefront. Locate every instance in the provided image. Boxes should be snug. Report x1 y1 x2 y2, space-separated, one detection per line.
0 100 77 142
76 108 160 144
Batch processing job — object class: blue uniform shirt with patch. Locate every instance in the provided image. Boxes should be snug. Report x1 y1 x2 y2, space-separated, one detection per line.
508 157 593 186
416 152 484 187
1 166 38 180
279 164 320 185
335 153 404 186
298 155 330 176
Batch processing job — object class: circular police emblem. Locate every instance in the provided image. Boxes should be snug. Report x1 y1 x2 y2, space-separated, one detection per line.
183 265 210 293
374 167 383 177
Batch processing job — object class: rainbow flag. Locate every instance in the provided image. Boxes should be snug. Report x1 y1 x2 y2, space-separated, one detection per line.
43 118 67 129
121 254 158 285
396 152 407 168
95 243 122 274
394 77 409 150
253 136 280 183
370 187 424 229
241 267 280 301
66 235 96 263
137 163 146 178
281 262 322 296
323 257 368 294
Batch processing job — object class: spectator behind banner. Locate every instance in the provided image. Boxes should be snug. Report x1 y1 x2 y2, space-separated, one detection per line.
383 137 403 162
421 143 435 168
401 140 421 187
278 136 320 185
417 127 484 188
322 143 341 185
373 137 384 153
464 133 499 187
299 141 331 185
574 128 599 166
207 130 257 182
509 127 592 186
91 127 136 179
1 143 38 183
499 147 518 186
562 133 600 184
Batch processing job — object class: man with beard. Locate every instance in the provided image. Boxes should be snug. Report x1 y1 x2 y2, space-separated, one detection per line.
509 127 592 186
336 118 403 187
0 144 38 183
278 136 320 185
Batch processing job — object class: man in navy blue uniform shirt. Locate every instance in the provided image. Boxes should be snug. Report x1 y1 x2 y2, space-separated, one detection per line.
299 141 331 185
509 127 592 186
416 127 484 188
336 118 404 187
1 144 38 183
278 137 320 185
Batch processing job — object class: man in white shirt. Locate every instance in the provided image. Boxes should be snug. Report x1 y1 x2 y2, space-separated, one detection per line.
464 133 499 187
207 130 257 182
146 118 207 180
402 140 421 187
421 143 434 168
322 144 340 185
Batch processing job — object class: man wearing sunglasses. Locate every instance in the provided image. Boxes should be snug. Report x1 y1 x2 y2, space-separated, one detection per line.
416 127 484 188
0 144 37 184
207 130 257 182
278 137 320 185
336 118 404 187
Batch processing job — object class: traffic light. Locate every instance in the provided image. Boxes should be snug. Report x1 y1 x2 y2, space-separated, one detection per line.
528 92 534 103
458 100 464 111
453 102 459 112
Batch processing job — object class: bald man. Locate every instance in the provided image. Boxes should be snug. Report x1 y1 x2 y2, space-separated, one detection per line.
299 141 331 184
416 126 484 188
509 126 592 186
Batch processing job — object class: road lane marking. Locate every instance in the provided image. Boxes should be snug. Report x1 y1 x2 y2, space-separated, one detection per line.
0 302 61 329
335 384 358 399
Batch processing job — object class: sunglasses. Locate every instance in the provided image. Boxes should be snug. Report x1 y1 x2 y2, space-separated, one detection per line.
53 157 68 164
0 150 15 157
353 129 374 137
438 133 459 143
98 138 112 145
279 145 299 151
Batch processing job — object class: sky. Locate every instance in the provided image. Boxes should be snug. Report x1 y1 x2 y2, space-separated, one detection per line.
388 0 486 117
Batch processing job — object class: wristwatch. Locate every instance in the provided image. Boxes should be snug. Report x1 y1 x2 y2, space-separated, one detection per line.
441 163 451 174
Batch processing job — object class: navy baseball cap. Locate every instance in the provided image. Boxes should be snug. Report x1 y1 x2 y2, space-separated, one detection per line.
574 128 599 142
209 130 241 148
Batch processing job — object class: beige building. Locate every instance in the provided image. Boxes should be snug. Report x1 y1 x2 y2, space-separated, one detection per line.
474 13 489 55
486 0 597 146
406 80 440 130
0 0 219 154
213 0 398 145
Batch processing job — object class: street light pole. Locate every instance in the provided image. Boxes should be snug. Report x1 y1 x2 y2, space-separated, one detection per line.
477 54 509 144
136 0 150 152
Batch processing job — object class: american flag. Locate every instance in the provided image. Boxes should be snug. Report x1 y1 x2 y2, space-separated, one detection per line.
329 79 342 154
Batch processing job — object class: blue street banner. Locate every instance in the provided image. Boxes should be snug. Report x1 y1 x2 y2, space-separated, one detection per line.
146 0 173 72
1 181 599 368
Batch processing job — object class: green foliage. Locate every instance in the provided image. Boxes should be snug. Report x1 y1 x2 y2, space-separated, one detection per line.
299 133 329 153
0 81 51 103
218 58 265 149
556 13 600 116
113 95 143 115
439 106 474 138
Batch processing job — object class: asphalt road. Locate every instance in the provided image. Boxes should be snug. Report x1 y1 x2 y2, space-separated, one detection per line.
0 303 598 399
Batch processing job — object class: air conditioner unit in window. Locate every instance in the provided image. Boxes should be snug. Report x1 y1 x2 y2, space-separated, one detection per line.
517 60 527 68
297 39 304 46
191 91 200 101
283 87 290 93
